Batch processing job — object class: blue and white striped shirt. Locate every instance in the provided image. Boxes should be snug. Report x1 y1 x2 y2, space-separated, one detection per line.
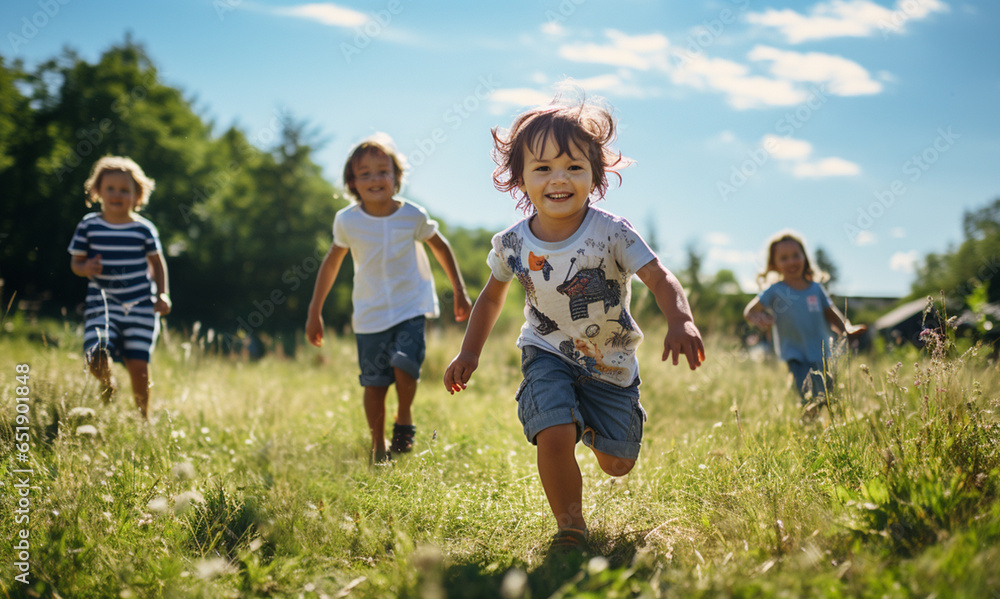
68 213 163 306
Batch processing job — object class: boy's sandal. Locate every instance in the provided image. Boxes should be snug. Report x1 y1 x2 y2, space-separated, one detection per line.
549 527 590 553
389 423 416 454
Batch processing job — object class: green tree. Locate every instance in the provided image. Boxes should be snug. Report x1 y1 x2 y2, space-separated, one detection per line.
913 197 1000 304
0 38 215 316
815 246 838 290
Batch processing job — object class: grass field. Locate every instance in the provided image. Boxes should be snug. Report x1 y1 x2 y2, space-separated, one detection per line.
2 311 999 598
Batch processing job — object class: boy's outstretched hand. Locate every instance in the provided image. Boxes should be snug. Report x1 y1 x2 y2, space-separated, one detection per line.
454 292 472 323
443 351 478 395
305 313 324 347
662 320 706 370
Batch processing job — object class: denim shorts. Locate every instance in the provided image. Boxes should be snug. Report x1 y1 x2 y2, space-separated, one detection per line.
515 344 645 460
787 359 830 404
355 316 426 386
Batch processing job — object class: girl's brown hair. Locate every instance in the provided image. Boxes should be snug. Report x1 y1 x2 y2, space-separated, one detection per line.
84 156 156 210
491 93 630 213
343 133 406 201
757 230 828 287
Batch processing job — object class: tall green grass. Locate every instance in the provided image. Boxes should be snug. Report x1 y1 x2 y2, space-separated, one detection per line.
1 312 998 598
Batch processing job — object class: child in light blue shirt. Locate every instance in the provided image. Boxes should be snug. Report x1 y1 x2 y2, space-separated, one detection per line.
744 231 865 408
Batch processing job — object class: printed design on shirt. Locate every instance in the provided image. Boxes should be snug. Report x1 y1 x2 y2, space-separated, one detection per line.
559 339 596 373
807 294 821 312
555 254 621 321
561 338 628 379
527 251 553 281
605 308 636 350
529 304 559 336
500 231 537 305
612 223 636 249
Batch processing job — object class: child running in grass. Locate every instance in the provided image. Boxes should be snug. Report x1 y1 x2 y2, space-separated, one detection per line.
444 94 705 552
68 156 171 419
743 231 866 415
307 133 472 465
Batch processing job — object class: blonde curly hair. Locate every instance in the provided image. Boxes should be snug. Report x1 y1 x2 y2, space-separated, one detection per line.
84 156 156 210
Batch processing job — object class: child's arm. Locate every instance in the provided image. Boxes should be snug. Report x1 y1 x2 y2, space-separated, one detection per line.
744 296 775 330
824 305 867 339
636 258 705 370
425 232 472 322
71 254 102 278
148 253 172 315
305 245 349 347
443 274 511 394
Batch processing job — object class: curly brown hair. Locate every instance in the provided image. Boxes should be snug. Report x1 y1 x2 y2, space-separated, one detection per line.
491 95 630 213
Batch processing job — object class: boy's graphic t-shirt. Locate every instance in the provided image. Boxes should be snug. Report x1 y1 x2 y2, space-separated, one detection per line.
757 281 833 365
333 199 440 334
488 206 657 387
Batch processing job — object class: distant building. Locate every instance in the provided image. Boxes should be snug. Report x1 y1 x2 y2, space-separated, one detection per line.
873 297 941 348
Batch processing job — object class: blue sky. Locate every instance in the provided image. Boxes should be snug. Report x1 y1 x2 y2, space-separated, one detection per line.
4 0 999 298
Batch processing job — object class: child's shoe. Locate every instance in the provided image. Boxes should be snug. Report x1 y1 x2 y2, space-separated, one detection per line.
389 423 416 454
547 527 590 554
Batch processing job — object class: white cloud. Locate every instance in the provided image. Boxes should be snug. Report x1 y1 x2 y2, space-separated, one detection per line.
706 231 732 246
551 25 892 110
541 21 565 37
890 250 919 272
852 230 877 246
793 157 862 178
273 3 368 27
569 73 652 98
762 134 813 161
708 246 759 265
890 227 906 238
671 56 808 109
715 130 737 144
488 88 556 109
558 29 669 70
758 135 860 178
607 30 670 54
746 0 949 43
748 46 882 96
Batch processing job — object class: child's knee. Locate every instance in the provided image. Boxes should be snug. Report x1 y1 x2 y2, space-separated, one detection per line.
599 455 635 477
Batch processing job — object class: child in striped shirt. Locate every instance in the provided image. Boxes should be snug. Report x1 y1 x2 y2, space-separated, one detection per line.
68 156 171 419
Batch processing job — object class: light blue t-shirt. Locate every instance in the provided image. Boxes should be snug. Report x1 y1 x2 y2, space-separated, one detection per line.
758 281 833 365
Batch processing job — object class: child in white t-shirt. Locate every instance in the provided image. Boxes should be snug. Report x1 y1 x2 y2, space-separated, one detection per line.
307 134 471 464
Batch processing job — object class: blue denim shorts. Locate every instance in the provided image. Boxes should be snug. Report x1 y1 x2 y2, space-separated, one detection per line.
787 359 830 404
355 316 426 386
515 344 645 460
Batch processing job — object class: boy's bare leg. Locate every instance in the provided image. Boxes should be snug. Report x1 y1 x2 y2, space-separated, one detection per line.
392 367 416 426
536 423 586 531
585 428 636 476
364 385 390 457
88 350 115 403
124 359 150 419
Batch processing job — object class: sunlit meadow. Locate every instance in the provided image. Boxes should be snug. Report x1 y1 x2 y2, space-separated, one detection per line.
2 306 999 598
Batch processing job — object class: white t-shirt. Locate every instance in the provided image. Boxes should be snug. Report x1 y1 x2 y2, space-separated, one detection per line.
488 206 657 386
333 199 440 333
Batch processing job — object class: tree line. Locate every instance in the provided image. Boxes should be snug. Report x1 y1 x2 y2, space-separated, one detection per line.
0 39 497 352
2 39 996 352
